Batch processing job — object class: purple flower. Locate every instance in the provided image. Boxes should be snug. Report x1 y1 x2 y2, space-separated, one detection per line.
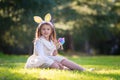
58 38 65 45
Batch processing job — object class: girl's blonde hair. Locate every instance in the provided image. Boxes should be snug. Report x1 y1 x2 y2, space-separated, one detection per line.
35 23 57 42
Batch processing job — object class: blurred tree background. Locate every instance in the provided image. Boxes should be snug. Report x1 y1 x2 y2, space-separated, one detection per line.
0 0 120 55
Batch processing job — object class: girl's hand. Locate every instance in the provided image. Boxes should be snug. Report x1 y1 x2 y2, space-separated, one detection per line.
56 41 64 50
53 50 58 56
55 61 64 69
58 63 64 69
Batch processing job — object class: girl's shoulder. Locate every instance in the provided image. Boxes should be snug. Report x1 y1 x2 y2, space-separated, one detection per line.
34 38 43 44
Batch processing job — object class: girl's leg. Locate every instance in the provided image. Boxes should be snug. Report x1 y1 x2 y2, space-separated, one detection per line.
61 59 86 71
50 62 60 69
57 62 64 69
50 62 64 69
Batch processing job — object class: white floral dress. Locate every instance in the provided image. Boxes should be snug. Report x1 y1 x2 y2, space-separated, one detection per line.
25 36 65 68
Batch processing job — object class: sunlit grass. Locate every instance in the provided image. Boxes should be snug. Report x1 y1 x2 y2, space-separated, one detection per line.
0 53 120 80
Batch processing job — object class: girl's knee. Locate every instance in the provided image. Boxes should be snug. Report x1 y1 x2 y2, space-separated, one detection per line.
61 59 68 64
50 62 60 69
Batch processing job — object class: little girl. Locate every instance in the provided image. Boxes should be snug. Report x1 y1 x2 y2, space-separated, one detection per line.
25 13 88 71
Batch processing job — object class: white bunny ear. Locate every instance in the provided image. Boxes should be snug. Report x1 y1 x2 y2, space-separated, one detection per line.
44 13 51 22
33 16 43 23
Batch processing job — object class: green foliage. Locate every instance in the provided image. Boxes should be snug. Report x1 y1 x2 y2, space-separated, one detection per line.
0 0 120 54
0 0 56 54
54 0 120 54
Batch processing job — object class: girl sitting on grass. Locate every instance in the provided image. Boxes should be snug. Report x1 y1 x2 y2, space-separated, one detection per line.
25 13 93 71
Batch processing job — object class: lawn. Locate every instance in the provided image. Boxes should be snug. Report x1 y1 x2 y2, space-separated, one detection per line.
0 53 120 80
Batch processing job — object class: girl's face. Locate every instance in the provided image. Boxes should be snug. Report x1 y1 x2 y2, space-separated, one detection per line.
40 24 52 39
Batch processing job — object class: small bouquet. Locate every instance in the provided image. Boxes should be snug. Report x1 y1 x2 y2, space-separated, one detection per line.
56 37 65 50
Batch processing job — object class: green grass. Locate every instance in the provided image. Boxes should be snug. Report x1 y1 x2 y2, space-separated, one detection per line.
0 53 120 80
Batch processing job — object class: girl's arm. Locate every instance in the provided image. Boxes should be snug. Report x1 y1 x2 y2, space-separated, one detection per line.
52 50 58 56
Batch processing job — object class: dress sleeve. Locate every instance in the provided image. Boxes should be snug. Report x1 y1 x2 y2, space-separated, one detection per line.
34 39 54 66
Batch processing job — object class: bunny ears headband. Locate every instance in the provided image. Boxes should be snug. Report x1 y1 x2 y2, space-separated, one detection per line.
33 13 53 27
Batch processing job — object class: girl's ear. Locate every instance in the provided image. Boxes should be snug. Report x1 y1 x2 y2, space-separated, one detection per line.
44 13 51 22
33 16 43 23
